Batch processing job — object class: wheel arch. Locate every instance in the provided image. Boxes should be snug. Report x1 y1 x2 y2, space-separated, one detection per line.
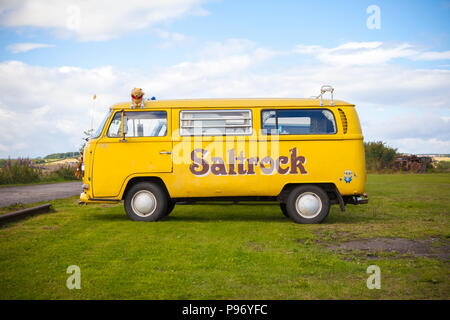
121 176 171 201
277 182 345 211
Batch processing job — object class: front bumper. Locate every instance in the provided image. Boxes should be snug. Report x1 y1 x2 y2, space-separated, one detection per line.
79 191 120 204
80 191 89 203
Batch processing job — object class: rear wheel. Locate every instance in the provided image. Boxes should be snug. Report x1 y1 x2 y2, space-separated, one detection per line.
285 185 330 224
124 182 168 221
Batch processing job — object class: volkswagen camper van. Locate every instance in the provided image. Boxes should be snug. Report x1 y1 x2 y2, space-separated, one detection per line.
80 86 368 224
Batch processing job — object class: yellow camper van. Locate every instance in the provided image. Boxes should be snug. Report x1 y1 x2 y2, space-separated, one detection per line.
80 86 368 224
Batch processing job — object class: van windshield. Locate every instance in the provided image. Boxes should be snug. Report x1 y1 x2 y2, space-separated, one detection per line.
91 111 112 139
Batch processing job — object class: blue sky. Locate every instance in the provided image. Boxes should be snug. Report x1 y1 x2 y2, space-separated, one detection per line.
0 0 449 157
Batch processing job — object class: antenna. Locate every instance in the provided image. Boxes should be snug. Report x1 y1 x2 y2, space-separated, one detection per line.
90 94 96 134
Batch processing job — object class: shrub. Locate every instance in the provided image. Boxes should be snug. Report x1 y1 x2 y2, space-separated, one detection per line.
364 141 397 172
47 164 78 181
0 158 41 184
433 161 450 173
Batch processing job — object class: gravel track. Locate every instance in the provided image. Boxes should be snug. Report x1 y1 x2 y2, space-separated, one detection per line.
0 182 81 207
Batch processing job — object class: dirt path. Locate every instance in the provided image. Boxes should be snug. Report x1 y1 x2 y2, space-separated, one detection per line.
0 182 81 207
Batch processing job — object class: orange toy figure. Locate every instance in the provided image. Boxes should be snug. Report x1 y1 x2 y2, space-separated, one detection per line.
75 151 83 179
131 88 144 108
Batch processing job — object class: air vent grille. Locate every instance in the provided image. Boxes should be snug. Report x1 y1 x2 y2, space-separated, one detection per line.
338 108 347 134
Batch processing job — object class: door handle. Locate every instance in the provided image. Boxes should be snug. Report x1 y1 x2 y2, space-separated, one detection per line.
159 151 172 154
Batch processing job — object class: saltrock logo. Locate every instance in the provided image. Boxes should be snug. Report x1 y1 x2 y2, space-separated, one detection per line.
189 147 307 177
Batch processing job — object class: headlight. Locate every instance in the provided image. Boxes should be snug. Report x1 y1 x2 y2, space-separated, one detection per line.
81 163 85 177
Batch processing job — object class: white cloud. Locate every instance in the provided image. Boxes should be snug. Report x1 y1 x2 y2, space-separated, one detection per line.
294 41 450 66
156 30 187 42
390 138 450 154
0 0 209 41
363 111 450 143
6 42 55 53
154 29 191 48
0 40 449 157
413 50 450 61
56 119 80 135
0 60 131 157
199 39 257 57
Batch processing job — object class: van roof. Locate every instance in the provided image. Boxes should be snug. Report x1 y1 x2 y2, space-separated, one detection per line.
110 98 354 110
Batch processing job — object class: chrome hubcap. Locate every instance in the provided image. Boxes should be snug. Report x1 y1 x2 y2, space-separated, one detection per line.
131 190 157 217
295 192 322 218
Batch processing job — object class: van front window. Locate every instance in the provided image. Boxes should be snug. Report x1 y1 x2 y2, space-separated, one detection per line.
91 111 112 139
107 111 167 137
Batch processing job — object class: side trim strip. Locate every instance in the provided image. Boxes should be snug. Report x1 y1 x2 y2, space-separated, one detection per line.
89 198 119 202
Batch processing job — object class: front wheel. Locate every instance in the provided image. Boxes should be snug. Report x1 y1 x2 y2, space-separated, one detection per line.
285 185 330 224
165 200 176 216
124 182 168 221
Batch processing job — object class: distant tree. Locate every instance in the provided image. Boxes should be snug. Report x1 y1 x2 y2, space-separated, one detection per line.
364 141 397 172
44 151 80 160
434 161 450 173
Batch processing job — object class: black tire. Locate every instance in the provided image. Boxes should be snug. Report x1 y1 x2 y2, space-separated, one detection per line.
124 182 168 222
285 185 330 224
280 203 289 218
165 200 176 216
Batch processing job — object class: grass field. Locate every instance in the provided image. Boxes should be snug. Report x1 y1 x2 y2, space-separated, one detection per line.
0 174 449 299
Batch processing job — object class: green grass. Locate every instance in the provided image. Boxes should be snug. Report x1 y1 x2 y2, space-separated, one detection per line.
0 200 54 215
0 174 449 299
0 203 36 215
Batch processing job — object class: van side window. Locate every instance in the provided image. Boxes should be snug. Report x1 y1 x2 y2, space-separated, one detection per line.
261 109 336 135
107 112 122 137
180 110 252 136
107 111 167 137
